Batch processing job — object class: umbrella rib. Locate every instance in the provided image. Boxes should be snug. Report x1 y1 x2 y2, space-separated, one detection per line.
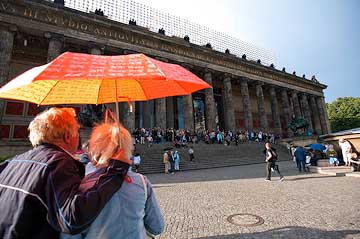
38 80 60 105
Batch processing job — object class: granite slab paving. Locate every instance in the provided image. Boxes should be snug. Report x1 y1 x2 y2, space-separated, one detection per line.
146 160 360 239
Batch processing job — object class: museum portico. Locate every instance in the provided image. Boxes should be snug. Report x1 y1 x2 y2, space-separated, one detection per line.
0 0 330 149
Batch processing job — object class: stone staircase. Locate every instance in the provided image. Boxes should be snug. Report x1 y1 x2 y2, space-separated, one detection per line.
133 142 291 174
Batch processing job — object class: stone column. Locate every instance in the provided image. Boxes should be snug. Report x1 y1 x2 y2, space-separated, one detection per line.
300 93 313 133
223 75 235 131
183 95 194 131
166 97 175 128
204 70 216 130
89 45 102 55
321 97 331 133
181 64 194 131
269 86 282 136
120 102 135 133
155 98 166 129
316 97 329 134
240 79 253 130
255 83 268 131
142 101 151 128
291 91 302 118
0 27 15 121
281 89 293 137
309 96 322 135
45 33 63 62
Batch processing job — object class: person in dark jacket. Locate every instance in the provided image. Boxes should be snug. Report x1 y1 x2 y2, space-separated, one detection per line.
0 107 129 239
294 146 307 172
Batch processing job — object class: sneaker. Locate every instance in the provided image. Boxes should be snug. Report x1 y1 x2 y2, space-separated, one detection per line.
264 179 271 181
280 177 285 181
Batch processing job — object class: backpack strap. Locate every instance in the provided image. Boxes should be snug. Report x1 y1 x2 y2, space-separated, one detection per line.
139 174 147 202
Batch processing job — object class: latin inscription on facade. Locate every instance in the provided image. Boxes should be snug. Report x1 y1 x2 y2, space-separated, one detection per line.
0 1 322 92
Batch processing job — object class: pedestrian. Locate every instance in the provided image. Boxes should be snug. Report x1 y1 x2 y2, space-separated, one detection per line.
133 152 141 173
0 107 129 238
163 150 169 173
188 145 195 161
60 118 164 239
339 138 352 166
294 146 307 172
264 142 284 181
173 150 181 171
168 150 175 174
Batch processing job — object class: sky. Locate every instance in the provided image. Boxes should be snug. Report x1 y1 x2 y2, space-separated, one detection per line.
135 0 360 103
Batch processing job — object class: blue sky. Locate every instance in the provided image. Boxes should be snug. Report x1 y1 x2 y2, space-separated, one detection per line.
136 0 360 103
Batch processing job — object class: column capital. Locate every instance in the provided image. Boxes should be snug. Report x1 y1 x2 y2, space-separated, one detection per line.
180 63 194 70
204 68 215 74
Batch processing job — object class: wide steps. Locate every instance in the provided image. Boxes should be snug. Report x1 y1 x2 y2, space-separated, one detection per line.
134 142 290 175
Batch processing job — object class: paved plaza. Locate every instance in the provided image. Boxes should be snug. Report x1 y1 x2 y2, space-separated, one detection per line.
147 161 360 239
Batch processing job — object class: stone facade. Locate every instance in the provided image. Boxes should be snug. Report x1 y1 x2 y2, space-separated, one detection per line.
0 0 329 149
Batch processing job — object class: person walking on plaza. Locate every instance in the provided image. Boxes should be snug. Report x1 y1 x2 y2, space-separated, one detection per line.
264 142 284 181
61 117 164 239
339 138 352 166
294 146 307 172
0 107 130 239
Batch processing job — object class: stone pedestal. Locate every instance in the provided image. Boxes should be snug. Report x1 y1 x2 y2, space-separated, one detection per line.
223 76 235 131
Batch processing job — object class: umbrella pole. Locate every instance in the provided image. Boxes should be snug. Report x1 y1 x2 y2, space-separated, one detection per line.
115 101 122 149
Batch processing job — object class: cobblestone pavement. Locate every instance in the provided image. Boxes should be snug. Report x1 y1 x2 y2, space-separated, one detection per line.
146 161 360 239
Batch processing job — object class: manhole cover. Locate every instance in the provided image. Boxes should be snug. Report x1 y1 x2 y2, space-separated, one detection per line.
227 213 264 227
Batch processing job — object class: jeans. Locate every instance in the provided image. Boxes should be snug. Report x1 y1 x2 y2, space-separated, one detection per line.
296 160 306 172
266 161 282 180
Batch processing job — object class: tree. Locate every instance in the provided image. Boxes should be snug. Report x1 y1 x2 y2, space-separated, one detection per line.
326 97 360 132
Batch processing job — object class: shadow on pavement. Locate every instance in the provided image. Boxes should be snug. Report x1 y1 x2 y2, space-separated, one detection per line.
147 161 334 185
193 226 360 239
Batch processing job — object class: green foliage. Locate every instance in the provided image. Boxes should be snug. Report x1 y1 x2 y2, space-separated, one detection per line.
326 97 360 132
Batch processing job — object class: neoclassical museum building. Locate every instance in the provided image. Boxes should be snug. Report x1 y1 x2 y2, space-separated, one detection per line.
0 0 331 152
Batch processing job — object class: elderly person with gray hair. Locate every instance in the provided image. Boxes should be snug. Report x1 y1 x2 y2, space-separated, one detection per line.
0 107 130 239
61 116 164 239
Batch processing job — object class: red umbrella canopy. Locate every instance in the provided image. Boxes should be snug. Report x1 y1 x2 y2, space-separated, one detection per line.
0 52 211 105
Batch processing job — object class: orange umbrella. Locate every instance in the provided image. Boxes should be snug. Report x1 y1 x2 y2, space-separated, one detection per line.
0 52 210 106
